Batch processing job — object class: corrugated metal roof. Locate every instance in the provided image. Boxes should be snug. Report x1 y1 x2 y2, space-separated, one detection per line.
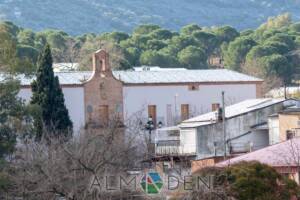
179 98 287 128
216 137 300 167
133 66 187 71
0 69 262 85
0 72 92 86
113 69 262 84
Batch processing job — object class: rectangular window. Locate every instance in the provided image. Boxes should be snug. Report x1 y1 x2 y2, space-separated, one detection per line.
212 103 220 111
188 84 199 91
148 105 157 126
181 104 189 121
99 105 109 126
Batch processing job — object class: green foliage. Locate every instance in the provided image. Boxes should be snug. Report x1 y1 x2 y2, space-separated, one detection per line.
133 24 160 35
16 44 39 63
17 29 35 46
177 46 207 69
149 29 174 40
0 78 33 194
44 30 67 50
0 29 17 71
31 44 73 140
224 36 256 71
1 15 300 84
0 80 22 157
146 39 167 50
195 161 300 200
102 32 129 43
213 25 240 43
192 31 218 54
259 13 292 30
246 45 278 62
266 33 295 50
289 22 300 33
0 21 20 37
124 47 141 66
180 24 202 35
259 54 292 83
140 50 178 67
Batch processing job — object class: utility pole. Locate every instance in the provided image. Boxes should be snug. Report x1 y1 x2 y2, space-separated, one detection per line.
222 91 226 160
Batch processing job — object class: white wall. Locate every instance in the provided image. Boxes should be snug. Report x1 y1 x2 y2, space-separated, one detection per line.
180 128 197 154
268 117 280 145
123 84 257 126
18 87 85 135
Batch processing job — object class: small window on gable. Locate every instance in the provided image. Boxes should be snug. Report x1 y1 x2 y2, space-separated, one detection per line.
100 60 106 72
188 84 199 91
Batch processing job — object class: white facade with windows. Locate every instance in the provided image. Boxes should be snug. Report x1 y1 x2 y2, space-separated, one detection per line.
1 50 263 136
1 67 262 135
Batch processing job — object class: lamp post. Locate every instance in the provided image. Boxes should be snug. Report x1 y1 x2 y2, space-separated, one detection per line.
145 117 155 143
145 117 163 143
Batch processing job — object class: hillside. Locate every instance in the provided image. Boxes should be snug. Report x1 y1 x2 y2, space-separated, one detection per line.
1 0 300 35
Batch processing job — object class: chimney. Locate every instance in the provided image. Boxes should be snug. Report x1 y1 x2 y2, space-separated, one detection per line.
92 49 110 75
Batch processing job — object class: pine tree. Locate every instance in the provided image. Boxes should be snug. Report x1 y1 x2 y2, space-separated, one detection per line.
31 44 72 140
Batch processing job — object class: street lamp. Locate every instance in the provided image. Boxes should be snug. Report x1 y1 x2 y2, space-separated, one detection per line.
145 117 155 143
145 117 164 144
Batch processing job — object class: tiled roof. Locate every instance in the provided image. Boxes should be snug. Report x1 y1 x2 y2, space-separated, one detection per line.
179 98 289 128
216 137 300 167
113 69 262 84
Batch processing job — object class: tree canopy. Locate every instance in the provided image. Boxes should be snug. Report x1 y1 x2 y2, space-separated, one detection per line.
193 161 300 200
1 12 300 88
30 44 72 140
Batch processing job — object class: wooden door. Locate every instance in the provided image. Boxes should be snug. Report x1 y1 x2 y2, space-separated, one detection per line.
148 105 157 126
99 105 109 126
181 104 189 121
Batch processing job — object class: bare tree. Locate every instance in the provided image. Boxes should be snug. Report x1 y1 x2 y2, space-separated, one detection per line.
2 121 149 200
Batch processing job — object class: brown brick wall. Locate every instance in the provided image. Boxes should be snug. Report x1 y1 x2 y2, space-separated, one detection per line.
191 157 225 174
83 50 124 128
256 82 263 98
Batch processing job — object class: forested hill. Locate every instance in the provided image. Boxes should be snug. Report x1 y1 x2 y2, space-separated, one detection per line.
1 0 300 35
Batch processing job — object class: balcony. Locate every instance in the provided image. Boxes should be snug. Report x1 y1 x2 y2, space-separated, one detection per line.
154 126 196 156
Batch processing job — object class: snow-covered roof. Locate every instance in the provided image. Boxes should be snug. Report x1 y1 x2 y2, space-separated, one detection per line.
113 69 262 84
0 72 91 86
0 69 262 86
216 137 300 167
179 98 289 128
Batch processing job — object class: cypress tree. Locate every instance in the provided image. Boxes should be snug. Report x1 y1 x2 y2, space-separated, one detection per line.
31 44 72 140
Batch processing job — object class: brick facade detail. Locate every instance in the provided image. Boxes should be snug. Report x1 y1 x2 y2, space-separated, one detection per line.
83 50 123 128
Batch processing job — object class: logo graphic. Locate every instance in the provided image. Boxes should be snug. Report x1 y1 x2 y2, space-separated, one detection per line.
140 172 163 194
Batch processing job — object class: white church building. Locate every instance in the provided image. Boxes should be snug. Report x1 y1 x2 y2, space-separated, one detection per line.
1 50 263 134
